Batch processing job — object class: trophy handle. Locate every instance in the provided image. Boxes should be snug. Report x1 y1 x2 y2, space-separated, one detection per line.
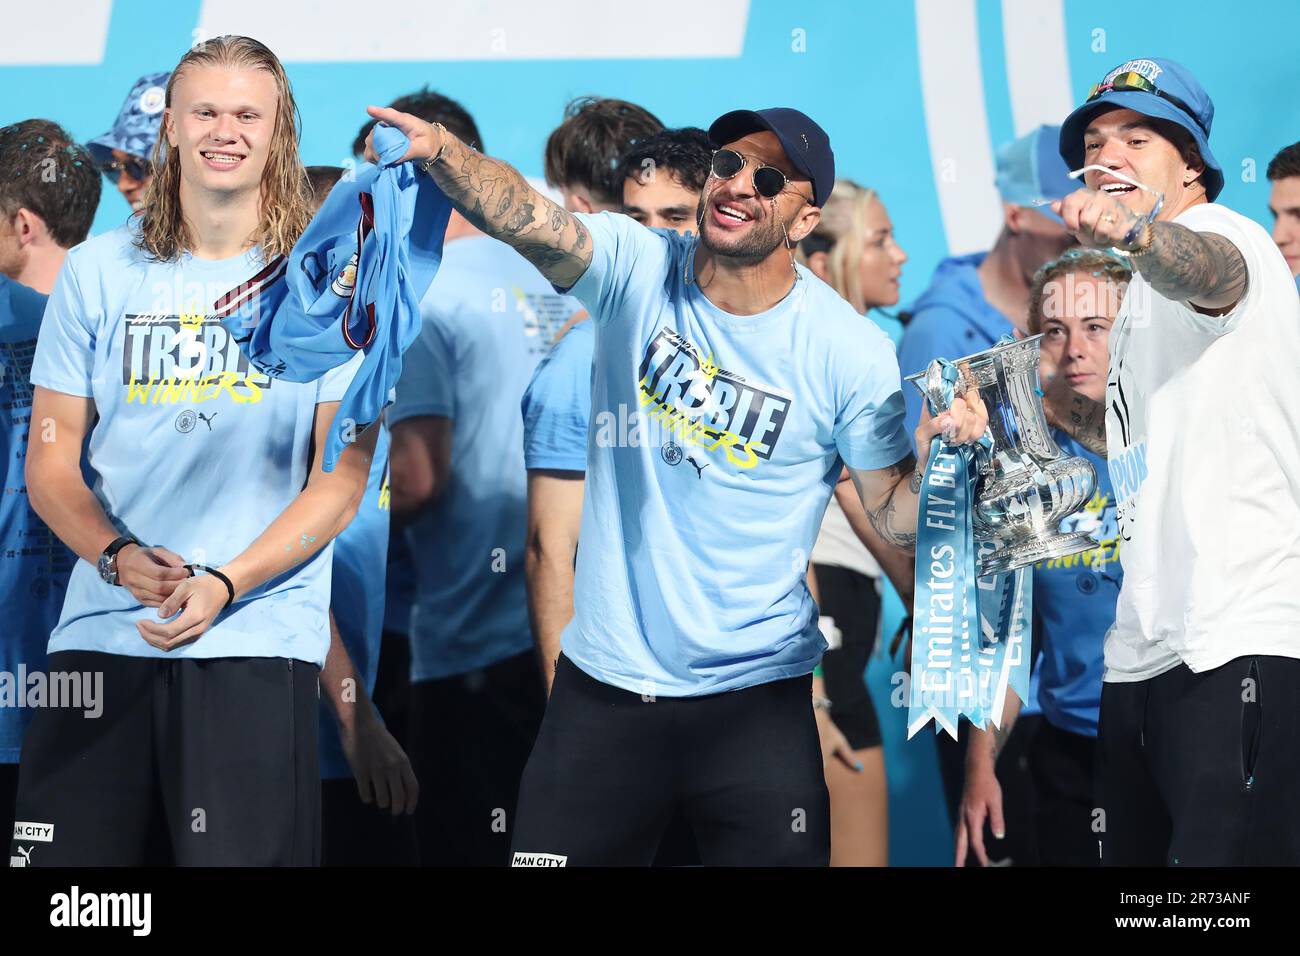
915 360 956 416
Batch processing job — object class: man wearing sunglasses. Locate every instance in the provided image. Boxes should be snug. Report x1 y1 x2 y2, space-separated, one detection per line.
86 71 169 212
365 102 987 865
1044 57 1300 866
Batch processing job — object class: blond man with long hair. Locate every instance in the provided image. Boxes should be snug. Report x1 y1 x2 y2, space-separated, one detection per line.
12 36 377 866
796 179 909 866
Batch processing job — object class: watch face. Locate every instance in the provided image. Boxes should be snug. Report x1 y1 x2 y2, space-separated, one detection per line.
98 552 115 584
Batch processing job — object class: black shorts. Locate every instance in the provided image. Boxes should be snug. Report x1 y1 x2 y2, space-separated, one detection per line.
511 655 829 866
1 762 17 855
1028 719 1097 867
9 650 320 867
1097 654 1300 866
812 563 883 750
409 649 545 866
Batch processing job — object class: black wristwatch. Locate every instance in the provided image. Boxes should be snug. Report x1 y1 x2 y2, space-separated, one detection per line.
97 535 140 586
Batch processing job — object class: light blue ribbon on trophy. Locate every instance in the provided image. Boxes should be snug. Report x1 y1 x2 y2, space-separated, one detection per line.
906 358 1032 740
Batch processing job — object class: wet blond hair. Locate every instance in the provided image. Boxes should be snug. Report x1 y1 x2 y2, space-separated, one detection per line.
795 178 879 314
135 35 311 262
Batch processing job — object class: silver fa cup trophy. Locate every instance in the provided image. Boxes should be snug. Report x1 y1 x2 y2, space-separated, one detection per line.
907 335 1098 576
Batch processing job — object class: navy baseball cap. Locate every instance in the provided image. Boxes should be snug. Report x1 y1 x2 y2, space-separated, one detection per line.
708 108 835 207
86 71 171 167
1059 57 1223 201
995 124 1074 223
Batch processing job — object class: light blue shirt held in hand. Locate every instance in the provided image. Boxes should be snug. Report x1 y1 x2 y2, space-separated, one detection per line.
214 124 452 472
559 212 912 697
30 224 360 667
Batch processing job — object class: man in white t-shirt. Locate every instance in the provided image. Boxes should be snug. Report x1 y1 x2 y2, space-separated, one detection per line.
1045 57 1300 866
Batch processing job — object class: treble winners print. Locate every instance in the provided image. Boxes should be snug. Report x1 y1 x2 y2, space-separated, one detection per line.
120 306 271 405
631 327 793 470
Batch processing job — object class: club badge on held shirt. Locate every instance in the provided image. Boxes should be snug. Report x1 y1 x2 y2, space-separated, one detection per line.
331 253 359 297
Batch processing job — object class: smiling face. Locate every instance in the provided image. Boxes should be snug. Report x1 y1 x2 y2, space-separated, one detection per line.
1080 107 1203 219
1037 271 1120 403
857 195 907 308
165 63 278 199
697 130 817 265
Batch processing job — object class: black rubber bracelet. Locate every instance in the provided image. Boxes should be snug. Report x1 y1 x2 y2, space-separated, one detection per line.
185 564 235 610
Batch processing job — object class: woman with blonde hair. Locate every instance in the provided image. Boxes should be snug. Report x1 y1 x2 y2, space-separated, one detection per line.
797 178 909 866
15 36 377 865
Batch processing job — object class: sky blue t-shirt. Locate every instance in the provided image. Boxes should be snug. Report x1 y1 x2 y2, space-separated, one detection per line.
390 234 578 681
1031 432 1120 737
1 277 76 763
29 225 359 668
560 212 912 697
319 421 391 780
897 252 1014 434
521 318 594 472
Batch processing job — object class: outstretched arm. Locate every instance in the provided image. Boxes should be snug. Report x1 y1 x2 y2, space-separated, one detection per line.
365 105 593 290
1132 226 1248 314
1053 188 1249 315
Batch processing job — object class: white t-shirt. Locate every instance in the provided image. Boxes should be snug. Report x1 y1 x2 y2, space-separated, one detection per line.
1103 203 1300 682
811 495 882 579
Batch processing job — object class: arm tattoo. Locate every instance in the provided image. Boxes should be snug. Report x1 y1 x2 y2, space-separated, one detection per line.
1136 225 1249 312
866 454 919 554
423 135 593 289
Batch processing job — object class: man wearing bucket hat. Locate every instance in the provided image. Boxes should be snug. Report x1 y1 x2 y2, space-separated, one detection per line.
1046 57 1300 866
86 71 169 212
365 101 989 864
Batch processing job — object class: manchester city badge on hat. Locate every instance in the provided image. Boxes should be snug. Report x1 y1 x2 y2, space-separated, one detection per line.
86 71 171 168
1059 57 1223 201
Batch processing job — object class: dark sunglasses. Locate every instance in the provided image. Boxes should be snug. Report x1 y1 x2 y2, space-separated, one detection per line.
1086 71 1207 136
97 155 150 184
710 148 802 200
